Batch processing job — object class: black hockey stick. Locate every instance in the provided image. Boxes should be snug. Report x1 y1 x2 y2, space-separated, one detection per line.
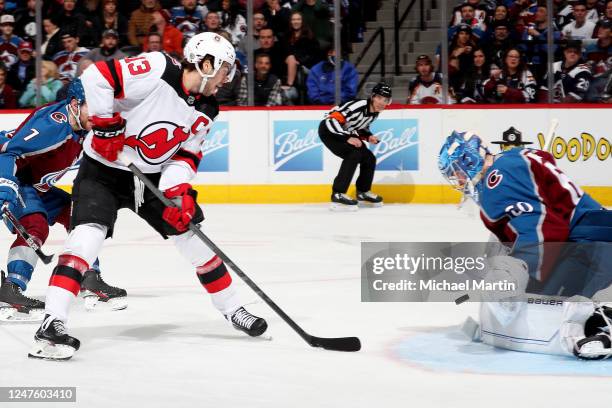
124 160 361 352
1 203 53 264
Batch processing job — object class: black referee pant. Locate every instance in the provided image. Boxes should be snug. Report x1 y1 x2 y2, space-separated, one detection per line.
318 122 377 195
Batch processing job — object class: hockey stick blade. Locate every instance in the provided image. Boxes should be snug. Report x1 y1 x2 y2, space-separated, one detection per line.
309 335 361 352
123 160 361 352
1 204 53 264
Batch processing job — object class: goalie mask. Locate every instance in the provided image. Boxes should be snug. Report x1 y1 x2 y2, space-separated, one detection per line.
438 131 491 204
183 32 236 94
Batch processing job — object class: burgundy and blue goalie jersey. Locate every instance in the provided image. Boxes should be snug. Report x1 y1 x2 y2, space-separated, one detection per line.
0 101 85 192
479 148 602 281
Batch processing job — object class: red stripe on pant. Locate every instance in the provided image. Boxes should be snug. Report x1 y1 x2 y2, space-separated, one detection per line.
58 254 89 273
203 272 232 293
49 275 81 296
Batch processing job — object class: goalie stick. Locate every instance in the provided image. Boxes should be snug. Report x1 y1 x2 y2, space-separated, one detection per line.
120 155 361 352
1 203 53 264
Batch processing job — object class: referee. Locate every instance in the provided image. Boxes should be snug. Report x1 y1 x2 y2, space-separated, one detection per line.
318 82 392 210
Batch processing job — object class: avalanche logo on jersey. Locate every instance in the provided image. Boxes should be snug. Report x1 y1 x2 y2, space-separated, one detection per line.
369 119 419 171
125 121 192 165
272 120 322 171
198 121 229 172
487 169 503 189
34 162 81 192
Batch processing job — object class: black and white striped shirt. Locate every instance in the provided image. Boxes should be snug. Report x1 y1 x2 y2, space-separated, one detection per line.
323 99 379 138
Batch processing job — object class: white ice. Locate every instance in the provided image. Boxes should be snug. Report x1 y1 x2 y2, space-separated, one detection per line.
0 204 610 407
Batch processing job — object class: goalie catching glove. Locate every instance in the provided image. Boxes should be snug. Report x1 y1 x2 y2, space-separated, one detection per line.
91 114 126 162
162 183 199 233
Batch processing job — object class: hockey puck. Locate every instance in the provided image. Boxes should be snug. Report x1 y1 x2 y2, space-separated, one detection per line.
455 294 470 305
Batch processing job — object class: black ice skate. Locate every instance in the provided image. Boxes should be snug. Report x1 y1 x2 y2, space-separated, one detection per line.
0 271 45 322
330 192 358 211
357 191 383 207
80 270 128 311
226 307 268 337
28 315 80 361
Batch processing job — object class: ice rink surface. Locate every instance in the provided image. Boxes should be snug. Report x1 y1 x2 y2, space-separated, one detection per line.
1 203 611 408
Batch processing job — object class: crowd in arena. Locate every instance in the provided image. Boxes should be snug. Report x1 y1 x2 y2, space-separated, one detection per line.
0 0 609 108
409 0 612 104
0 0 377 108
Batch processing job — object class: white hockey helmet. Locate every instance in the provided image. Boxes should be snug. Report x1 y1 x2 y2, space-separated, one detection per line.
183 32 236 93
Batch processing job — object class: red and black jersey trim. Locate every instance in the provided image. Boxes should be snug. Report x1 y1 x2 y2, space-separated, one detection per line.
172 148 203 172
95 59 124 98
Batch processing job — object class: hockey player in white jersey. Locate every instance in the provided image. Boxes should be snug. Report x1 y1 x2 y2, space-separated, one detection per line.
28 33 268 361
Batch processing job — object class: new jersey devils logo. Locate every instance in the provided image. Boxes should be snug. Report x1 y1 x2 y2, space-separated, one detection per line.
124 121 191 165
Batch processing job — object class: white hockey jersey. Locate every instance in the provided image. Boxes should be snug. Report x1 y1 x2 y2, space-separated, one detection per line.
80 52 218 182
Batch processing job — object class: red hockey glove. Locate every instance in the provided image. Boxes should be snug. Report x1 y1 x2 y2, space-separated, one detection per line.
162 183 197 233
91 114 126 162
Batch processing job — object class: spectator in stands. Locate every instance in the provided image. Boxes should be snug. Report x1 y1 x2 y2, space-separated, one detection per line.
254 27 289 84
519 5 561 84
292 0 332 50
18 60 62 107
542 40 593 102
128 0 161 47
142 32 163 52
585 0 603 23
508 0 538 27
585 21 612 64
457 47 490 103
144 10 183 57
219 0 247 46
262 0 291 38
82 0 103 21
554 0 575 29
57 0 95 47
7 41 34 95
14 0 36 40
450 0 488 28
204 11 225 35
484 48 537 103
92 0 129 47
0 64 16 109
0 14 22 70
484 20 515 69
449 24 478 89
238 53 283 106
306 46 357 105
52 30 90 81
237 12 266 54
451 3 486 37
408 54 454 104
563 1 597 39
584 22 611 101
171 0 208 40
492 4 509 24
42 16 63 59
284 11 322 94
594 0 612 36
80 29 127 68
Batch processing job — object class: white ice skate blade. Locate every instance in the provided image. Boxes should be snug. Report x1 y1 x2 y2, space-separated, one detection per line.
28 340 76 361
0 305 45 322
81 292 128 311
357 201 383 208
329 203 358 212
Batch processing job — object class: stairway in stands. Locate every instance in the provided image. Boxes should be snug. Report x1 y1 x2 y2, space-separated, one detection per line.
351 0 445 103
